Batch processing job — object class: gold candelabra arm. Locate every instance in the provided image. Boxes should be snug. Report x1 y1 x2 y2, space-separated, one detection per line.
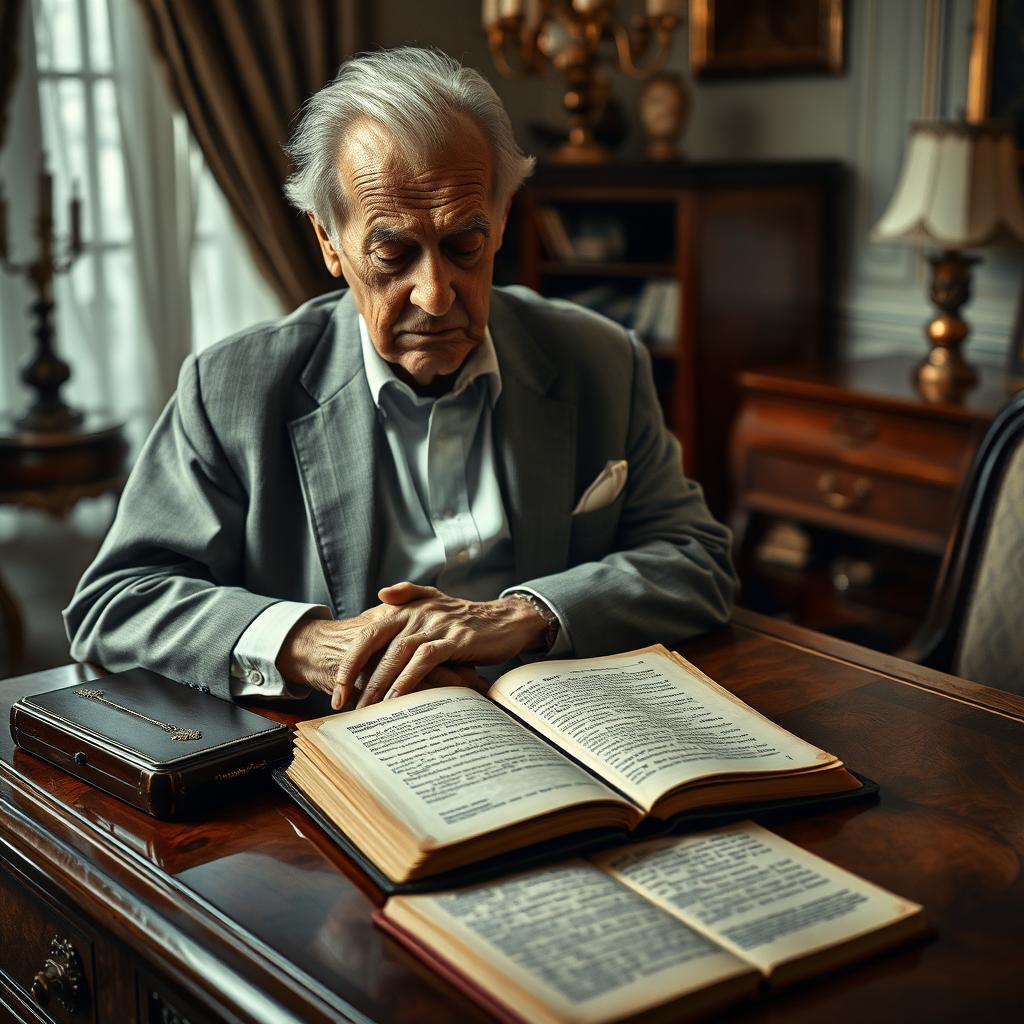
486 15 546 78
612 13 678 78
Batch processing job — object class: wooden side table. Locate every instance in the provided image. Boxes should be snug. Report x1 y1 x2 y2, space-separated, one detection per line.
0 417 127 671
730 356 1018 650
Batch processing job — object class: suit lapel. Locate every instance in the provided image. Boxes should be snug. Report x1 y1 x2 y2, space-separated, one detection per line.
490 291 576 584
288 292 378 618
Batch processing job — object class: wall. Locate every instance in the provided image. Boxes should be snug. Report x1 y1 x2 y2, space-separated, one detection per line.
370 0 1023 364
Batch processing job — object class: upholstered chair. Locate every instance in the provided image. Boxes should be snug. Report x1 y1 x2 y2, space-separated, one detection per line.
905 388 1024 695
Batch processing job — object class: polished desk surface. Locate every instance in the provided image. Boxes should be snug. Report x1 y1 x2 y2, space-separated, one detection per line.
2 609 1022 1023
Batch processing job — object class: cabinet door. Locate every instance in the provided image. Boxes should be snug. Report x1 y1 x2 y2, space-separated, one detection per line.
0 862 99 1024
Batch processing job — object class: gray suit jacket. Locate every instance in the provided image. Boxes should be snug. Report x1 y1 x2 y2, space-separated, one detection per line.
64 286 736 698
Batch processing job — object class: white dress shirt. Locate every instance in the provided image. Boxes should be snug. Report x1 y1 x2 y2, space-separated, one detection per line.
229 315 569 697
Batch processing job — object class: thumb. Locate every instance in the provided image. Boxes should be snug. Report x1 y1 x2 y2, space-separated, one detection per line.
377 581 439 605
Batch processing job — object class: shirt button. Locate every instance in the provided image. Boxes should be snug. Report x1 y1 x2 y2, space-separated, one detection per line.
456 549 470 564
248 670 264 686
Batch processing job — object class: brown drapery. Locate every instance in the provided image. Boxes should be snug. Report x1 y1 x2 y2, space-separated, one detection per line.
138 0 362 310
0 0 26 151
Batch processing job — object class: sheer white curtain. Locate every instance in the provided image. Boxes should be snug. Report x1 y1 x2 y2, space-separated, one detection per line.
0 0 283 444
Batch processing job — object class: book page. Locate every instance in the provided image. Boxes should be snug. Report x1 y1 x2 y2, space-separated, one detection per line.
490 647 831 809
302 688 628 846
388 861 754 1024
594 822 923 977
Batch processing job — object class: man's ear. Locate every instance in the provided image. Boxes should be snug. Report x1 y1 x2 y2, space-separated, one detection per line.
308 211 344 278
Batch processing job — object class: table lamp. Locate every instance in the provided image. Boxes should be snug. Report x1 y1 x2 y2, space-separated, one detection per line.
872 120 1024 399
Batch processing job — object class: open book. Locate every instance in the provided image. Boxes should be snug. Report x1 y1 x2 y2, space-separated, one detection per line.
284 645 865 885
376 822 927 1024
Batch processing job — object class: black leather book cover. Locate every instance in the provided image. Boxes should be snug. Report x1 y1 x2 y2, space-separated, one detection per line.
10 667 290 818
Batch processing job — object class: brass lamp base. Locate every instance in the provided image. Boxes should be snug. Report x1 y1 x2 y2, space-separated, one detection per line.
914 250 979 402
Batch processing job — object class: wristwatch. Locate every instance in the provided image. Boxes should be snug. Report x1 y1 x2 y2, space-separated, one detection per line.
508 592 559 652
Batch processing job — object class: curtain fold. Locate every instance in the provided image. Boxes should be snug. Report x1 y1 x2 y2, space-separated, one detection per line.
137 0 361 310
0 0 26 150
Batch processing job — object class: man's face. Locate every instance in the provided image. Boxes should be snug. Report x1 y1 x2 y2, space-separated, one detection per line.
311 115 506 394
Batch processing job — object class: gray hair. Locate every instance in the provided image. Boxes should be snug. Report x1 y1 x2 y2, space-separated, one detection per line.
283 47 535 237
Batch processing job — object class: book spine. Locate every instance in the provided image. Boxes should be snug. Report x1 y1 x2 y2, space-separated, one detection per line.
147 745 289 818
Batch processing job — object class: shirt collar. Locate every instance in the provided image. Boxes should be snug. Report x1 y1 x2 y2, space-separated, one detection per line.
358 315 502 409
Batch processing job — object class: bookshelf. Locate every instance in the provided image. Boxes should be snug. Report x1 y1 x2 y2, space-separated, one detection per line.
513 161 841 518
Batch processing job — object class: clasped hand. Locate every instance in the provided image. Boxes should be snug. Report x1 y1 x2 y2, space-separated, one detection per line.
276 582 548 709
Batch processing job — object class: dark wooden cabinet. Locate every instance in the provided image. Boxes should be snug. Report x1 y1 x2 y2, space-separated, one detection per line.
731 356 1018 650
513 160 840 516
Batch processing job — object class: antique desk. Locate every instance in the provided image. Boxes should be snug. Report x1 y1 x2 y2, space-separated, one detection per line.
1 610 1022 1023
730 357 1017 649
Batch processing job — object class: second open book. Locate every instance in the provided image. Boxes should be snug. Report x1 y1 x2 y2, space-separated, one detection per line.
286 645 863 884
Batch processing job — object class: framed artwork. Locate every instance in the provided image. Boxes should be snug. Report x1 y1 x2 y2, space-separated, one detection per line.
689 0 844 78
967 0 1024 169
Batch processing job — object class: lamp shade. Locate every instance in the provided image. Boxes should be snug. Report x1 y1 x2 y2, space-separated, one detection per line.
872 121 1024 249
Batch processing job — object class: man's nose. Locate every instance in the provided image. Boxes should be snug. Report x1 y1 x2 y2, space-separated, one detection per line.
409 253 455 318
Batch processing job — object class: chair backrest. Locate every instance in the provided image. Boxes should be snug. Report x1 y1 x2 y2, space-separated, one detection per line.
906 388 1024 693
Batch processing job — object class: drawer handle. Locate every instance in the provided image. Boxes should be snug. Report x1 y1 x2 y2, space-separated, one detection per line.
817 472 871 511
30 935 84 1014
832 412 878 446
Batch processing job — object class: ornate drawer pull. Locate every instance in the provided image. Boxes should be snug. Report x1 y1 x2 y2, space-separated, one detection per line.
832 411 878 446
30 935 84 1013
817 472 871 511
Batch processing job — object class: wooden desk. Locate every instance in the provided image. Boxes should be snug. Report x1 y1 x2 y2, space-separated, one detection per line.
2 611 1022 1023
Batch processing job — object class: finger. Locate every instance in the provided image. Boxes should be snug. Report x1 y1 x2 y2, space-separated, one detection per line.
449 664 491 693
420 664 469 690
382 640 456 703
332 647 384 710
332 614 406 709
377 581 441 605
358 629 433 707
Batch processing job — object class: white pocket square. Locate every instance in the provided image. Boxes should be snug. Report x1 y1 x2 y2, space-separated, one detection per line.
572 460 628 515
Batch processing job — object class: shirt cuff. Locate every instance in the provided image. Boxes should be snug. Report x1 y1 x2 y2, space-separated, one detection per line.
500 586 573 659
229 601 330 699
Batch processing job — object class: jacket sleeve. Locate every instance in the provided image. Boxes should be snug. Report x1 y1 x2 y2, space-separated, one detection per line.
63 355 280 697
518 335 738 657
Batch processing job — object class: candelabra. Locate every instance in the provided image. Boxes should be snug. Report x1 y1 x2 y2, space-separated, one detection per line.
483 0 684 163
0 158 85 433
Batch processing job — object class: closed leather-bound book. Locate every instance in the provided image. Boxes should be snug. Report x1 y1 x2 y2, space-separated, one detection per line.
10 667 290 818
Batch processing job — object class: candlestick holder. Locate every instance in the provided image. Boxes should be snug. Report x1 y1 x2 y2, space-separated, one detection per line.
484 0 683 163
1 157 85 433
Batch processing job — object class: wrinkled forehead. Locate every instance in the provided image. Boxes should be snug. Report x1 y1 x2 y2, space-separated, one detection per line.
335 115 496 228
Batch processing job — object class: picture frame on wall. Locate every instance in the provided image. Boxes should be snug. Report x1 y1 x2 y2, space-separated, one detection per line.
689 0 844 78
967 0 1024 170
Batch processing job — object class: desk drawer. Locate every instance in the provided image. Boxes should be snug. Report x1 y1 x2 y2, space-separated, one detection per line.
739 394 977 483
743 450 957 551
0 864 96 1024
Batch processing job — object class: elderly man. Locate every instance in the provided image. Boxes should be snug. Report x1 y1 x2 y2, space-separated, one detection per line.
64 47 736 711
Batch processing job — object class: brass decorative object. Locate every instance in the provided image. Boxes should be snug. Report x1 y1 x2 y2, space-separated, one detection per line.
638 71 690 159
74 687 203 741
483 0 684 163
0 154 85 432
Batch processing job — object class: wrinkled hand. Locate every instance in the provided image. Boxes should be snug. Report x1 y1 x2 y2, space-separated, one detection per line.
275 583 548 710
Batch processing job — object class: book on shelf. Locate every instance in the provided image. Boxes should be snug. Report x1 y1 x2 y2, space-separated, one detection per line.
281 645 869 888
375 820 927 1024
536 206 577 261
